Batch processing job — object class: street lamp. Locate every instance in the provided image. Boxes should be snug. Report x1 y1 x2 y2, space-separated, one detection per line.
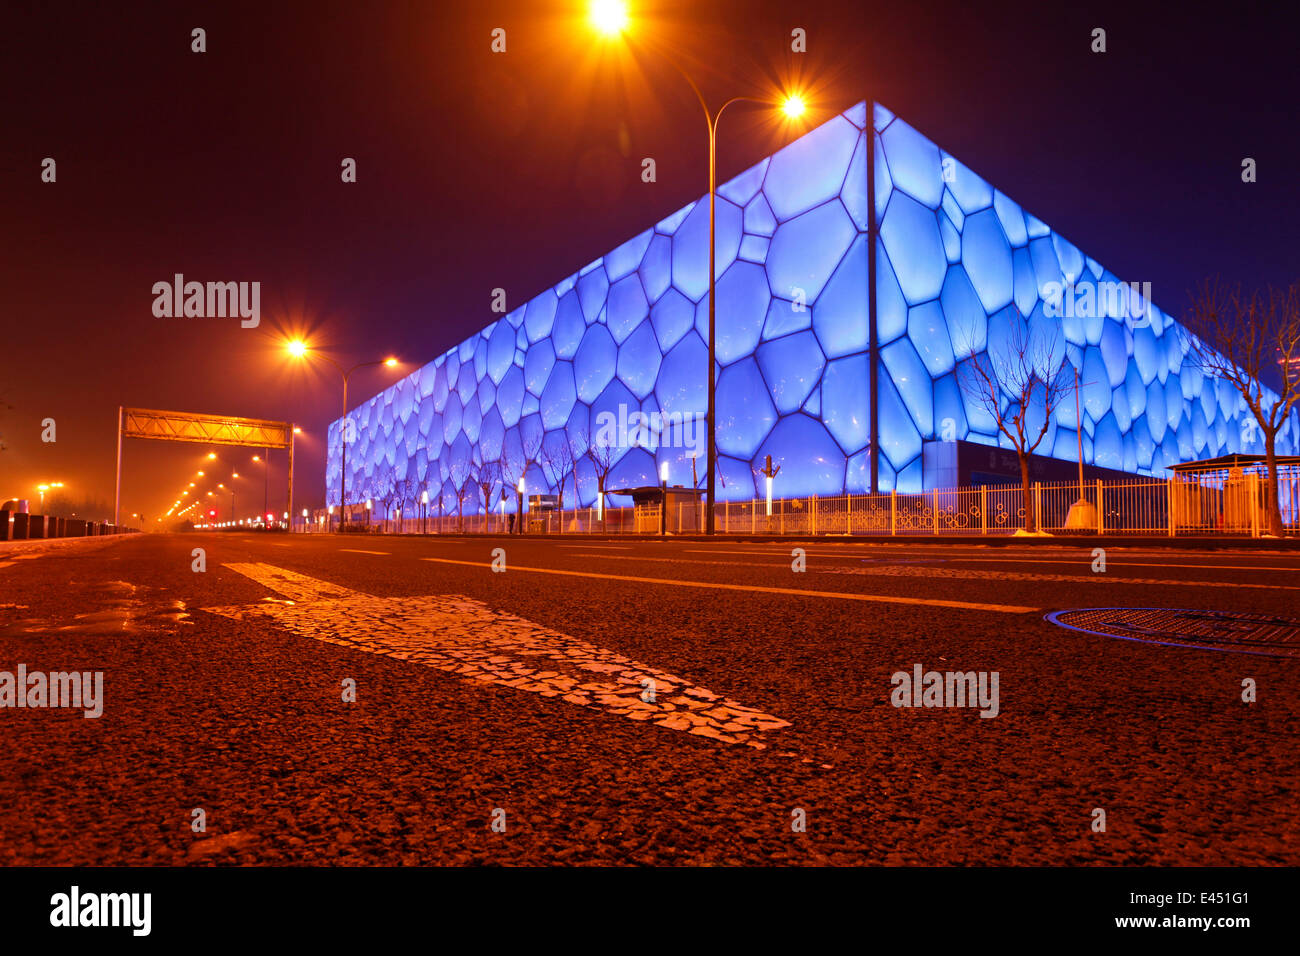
517 476 526 534
659 459 669 536
589 0 629 35
287 341 399 530
36 481 63 507
590 14 808 533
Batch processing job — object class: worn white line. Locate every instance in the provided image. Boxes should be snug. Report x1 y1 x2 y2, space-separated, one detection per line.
419 557 1039 614
206 563 789 749
339 548 391 555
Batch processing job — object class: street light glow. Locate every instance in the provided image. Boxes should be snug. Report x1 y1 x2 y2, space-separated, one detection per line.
287 340 308 357
384 357 398 368
782 94 805 118
590 0 628 36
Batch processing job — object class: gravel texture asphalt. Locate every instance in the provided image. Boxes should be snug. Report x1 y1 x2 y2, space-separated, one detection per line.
1 532 1296 865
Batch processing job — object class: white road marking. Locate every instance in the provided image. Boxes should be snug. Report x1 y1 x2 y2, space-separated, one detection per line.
817 564 1300 590
203 562 788 748
419 557 1039 614
540 552 1296 590
683 548 1300 573
339 548 390 555
555 544 635 550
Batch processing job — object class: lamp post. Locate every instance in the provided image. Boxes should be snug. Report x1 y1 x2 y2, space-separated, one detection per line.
517 476 526 534
659 459 669 536
589 7 805 533
286 341 398 530
250 452 270 528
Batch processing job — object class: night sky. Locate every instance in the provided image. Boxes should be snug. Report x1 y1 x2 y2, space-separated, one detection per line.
1 0 1293 524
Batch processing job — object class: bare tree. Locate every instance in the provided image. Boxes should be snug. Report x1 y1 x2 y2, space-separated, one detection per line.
958 309 1072 533
1184 280 1300 536
521 428 543 480
474 459 503 532
396 475 423 533
577 428 617 532
538 433 577 518
498 449 524 531
448 459 473 533
373 470 400 533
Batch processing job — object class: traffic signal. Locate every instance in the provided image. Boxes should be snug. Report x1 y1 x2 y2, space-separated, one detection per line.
208 509 217 519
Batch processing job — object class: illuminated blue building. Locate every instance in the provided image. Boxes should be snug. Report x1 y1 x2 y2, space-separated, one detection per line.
328 101 1296 513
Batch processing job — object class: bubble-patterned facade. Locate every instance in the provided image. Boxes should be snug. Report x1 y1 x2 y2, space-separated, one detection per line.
328 101 1296 512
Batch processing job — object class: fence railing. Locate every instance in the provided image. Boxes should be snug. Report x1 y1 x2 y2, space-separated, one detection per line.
302 473 1300 537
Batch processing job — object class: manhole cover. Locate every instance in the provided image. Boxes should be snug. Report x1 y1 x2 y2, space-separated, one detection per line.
1046 608 1300 658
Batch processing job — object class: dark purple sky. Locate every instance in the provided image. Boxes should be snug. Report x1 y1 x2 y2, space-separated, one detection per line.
1 0 1293 523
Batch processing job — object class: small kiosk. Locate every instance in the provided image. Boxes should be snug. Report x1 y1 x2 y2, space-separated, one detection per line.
611 485 704 534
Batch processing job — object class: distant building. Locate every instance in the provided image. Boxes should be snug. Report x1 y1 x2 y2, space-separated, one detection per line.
329 101 1298 512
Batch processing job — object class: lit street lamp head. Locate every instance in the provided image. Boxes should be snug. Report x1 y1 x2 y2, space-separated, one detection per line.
590 0 629 36
782 94 806 118
287 340 308 358
384 357 398 368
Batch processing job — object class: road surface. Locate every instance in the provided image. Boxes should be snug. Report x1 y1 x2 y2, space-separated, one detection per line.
1 532 1296 865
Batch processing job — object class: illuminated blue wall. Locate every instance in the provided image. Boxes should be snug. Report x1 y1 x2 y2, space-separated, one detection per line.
328 101 1296 511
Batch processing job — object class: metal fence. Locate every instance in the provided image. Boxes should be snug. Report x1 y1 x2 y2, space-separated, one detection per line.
303 472 1300 537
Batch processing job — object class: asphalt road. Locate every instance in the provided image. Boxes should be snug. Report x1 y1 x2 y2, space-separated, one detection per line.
1 532 1297 865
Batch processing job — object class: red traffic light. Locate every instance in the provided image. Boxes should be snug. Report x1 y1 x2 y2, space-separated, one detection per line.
209 509 217 518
